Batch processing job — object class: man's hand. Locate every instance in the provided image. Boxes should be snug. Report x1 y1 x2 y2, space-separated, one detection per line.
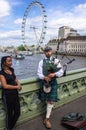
44 76 51 82
48 73 56 78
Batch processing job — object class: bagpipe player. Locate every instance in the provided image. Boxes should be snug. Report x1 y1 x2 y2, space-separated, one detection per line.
37 46 64 129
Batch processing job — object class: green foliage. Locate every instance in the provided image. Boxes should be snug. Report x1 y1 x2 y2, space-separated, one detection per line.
17 45 26 51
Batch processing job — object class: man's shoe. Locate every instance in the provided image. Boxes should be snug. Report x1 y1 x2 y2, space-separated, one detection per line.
43 118 51 129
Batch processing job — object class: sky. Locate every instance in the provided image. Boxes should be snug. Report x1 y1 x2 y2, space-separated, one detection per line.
0 0 86 47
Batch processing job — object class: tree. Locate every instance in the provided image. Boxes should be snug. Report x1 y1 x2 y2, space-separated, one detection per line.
17 45 26 51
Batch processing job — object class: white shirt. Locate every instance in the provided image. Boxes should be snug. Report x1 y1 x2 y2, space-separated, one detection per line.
37 57 64 79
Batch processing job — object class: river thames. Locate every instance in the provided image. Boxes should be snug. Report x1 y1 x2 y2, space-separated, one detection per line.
0 52 86 80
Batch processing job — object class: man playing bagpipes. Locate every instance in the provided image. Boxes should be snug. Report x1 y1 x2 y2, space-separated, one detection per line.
37 46 64 129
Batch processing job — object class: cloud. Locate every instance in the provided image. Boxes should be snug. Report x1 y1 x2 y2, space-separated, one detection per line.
14 2 86 43
14 18 22 24
0 0 11 18
74 3 86 15
0 2 86 46
0 30 20 38
0 30 22 46
46 3 86 37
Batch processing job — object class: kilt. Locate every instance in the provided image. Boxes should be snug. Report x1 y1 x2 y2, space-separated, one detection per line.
39 78 58 102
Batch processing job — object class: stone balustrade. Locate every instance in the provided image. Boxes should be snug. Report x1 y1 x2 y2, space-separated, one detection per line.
0 68 86 130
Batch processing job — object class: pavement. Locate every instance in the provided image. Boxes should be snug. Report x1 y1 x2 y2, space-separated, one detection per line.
15 95 86 130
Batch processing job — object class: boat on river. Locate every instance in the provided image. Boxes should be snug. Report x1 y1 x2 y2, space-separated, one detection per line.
14 53 25 60
25 51 33 56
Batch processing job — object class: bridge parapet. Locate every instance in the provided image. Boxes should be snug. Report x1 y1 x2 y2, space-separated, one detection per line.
0 68 86 129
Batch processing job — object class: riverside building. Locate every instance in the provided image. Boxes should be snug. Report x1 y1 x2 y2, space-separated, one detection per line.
48 26 86 55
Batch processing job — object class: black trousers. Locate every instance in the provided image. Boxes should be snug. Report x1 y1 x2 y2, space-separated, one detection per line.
3 93 20 130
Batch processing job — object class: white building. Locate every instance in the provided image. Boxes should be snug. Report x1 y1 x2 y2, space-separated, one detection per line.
59 36 86 54
58 26 79 39
47 26 86 55
47 39 58 52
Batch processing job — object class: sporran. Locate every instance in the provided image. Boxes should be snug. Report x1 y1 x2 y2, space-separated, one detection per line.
43 81 52 93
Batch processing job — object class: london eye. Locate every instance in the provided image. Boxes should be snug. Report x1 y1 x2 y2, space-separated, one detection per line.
21 1 47 46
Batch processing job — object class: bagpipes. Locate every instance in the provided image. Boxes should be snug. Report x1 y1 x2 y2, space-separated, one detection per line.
43 57 61 93
53 51 76 76
63 58 75 76
43 54 75 93
48 54 75 76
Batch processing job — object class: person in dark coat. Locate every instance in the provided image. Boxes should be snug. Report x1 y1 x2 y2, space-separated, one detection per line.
0 56 22 130
37 46 64 129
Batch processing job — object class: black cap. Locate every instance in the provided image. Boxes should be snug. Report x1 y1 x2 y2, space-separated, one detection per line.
44 46 52 52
